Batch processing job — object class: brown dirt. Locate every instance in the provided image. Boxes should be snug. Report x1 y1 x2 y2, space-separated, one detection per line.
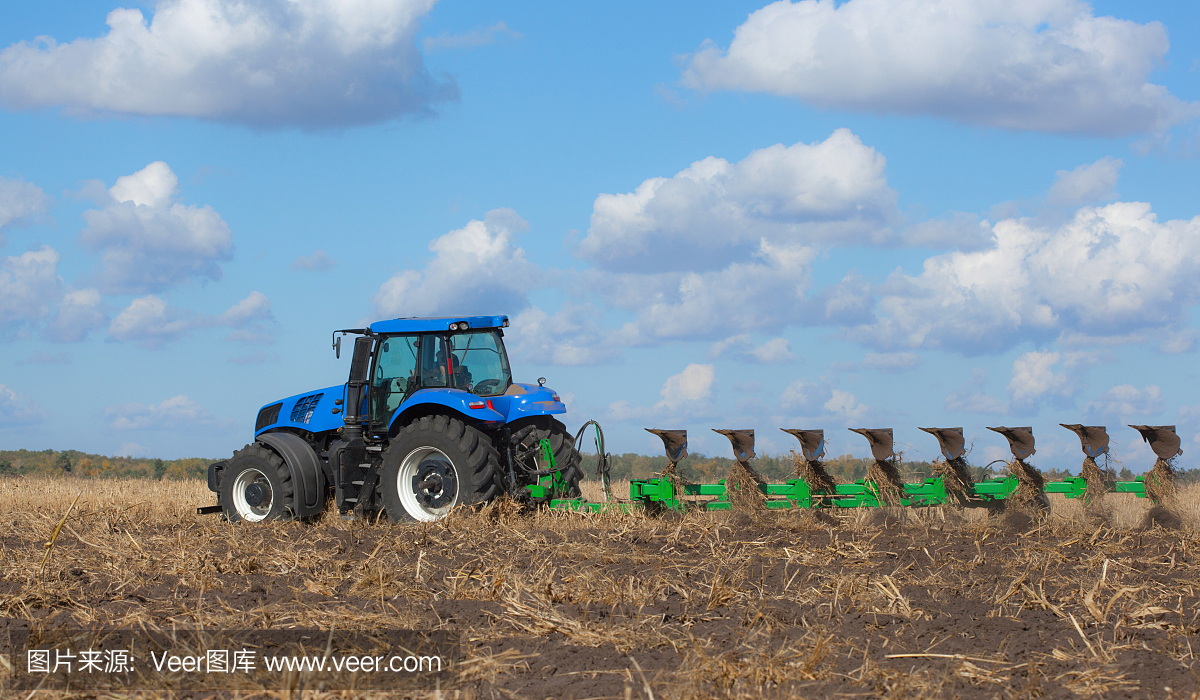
1145 458 1179 506
867 459 906 506
1006 459 1050 518
790 451 835 493
724 460 767 511
1081 456 1116 517
932 457 974 507
2 477 1199 699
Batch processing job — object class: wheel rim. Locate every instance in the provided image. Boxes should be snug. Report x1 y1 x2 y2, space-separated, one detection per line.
232 467 274 522
398 446 460 522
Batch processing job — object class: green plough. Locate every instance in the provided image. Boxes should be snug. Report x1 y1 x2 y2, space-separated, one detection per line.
545 423 1177 515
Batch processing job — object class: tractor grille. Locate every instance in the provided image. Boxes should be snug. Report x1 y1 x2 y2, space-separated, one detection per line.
290 393 324 424
256 403 283 432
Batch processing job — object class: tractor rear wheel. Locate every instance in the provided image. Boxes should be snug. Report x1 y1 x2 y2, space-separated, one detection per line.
220 443 296 522
519 416 584 499
380 415 500 522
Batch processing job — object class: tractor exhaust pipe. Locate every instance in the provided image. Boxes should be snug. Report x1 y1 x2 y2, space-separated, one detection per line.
849 428 905 505
781 429 835 493
713 429 766 510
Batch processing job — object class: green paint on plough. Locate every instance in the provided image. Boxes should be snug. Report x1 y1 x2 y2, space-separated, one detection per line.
547 424 1158 515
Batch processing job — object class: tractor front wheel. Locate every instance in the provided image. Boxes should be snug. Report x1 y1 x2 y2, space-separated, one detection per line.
380 415 500 523
220 443 296 523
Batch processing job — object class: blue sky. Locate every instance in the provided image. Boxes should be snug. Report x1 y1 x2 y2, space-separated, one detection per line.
1 0 1199 472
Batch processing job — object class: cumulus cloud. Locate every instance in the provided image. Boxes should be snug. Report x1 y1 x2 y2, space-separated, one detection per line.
0 0 454 129
1008 350 1077 408
105 394 233 430
0 245 61 336
945 368 1008 414
577 129 896 273
507 304 618 366
846 202 1200 354
106 290 275 347
42 287 107 342
217 290 275 343
1085 384 1165 420
373 208 539 318
0 176 49 245
710 335 796 364
684 0 1196 135
107 295 196 347
80 162 233 295
291 250 336 272
607 363 718 423
0 384 44 427
1046 158 1123 206
780 379 868 422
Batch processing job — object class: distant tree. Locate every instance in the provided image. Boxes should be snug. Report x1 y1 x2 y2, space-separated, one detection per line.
153 459 167 480
0 459 12 475
1118 467 1134 480
55 453 72 474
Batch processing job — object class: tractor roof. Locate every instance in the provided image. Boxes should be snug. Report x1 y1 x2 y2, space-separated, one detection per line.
368 315 509 334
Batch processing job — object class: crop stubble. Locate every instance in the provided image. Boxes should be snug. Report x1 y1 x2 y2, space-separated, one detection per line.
0 477 1198 699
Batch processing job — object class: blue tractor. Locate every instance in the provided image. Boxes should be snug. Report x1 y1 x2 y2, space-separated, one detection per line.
204 315 583 523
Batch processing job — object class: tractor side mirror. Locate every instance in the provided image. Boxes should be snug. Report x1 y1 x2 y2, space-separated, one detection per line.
334 335 342 359
349 336 373 383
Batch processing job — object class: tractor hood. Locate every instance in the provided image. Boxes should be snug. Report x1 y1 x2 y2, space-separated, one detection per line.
489 382 567 422
254 384 345 437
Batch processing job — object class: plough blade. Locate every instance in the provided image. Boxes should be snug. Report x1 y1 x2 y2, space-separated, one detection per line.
1060 424 1109 458
987 426 1036 460
781 428 825 461
1129 425 1183 461
919 427 965 461
713 429 755 462
849 428 894 462
645 429 688 464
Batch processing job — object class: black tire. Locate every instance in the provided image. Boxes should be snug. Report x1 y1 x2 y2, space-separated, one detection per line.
519 416 583 499
220 443 296 523
380 415 500 523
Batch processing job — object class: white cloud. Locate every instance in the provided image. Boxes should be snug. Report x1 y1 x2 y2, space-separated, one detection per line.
106 394 233 430
0 0 454 129
373 208 539 318
43 287 107 342
577 129 896 273
1085 384 1164 419
780 379 868 422
658 363 715 410
847 202 1200 354
424 21 521 51
0 384 44 427
945 368 1008 414
107 295 196 347
1046 158 1123 206
1008 351 1072 405
291 250 336 272
0 176 49 245
0 245 61 336
710 335 796 364
217 290 275 343
606 363 717 423
902 212 994 251
80 162 233 295
507 304 618 366
684 0 1196 135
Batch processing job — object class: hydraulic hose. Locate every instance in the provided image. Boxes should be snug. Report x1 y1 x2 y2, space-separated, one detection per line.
573 420 612 502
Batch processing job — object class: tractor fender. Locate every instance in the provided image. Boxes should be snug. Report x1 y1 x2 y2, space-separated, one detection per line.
388 388 505 435
256 432 326 518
